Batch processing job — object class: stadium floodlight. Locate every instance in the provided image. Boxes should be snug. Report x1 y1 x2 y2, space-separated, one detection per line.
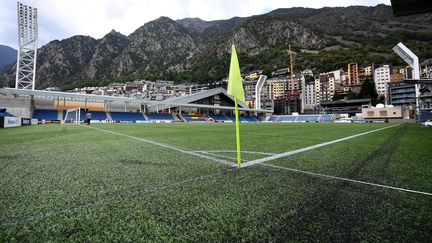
15 1 38 90
392 42 420 79
255 75 268 110
62 108 81 125
392 42 423 123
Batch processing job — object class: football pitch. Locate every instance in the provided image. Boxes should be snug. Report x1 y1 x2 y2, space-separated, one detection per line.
1 122 431 241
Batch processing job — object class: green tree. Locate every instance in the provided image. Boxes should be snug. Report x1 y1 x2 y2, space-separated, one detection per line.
332 92 341 100
358 77 379 105
347 89 356 100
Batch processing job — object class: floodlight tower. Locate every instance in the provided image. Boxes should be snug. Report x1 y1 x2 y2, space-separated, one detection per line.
392 42 420 79
15 1 38 90
392 42 420 122
255 75 267 110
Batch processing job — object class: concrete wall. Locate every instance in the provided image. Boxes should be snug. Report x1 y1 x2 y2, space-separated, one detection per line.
0 95 32 118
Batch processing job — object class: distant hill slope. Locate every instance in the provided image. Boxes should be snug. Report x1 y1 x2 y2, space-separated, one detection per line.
1 4 432 89
0 45 17 71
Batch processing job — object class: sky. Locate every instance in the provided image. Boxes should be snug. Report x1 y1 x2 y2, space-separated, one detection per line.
0 0 391 49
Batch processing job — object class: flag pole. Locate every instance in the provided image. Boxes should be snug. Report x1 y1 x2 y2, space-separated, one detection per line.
234 97 241 168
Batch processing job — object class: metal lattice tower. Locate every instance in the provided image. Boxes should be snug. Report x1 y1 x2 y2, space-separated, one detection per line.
15 1 38 90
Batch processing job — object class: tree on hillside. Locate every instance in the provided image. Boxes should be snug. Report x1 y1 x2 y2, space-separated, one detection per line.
358 77 379 105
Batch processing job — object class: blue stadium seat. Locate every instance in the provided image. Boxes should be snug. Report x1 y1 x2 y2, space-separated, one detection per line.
110 112 146 122
319 114 333 122
146 113 176 121
210 114 232 122
88 111 107 121
297 115 319 122
181 113 207 122
226 115 261 122
33 109 59 120
240 116 261 122
277 115 298 122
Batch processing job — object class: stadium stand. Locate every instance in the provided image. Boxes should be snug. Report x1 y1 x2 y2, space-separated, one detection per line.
146 113 177 122
275 115 297 122
319 114 334 122
110 112 147 122
269 114 334 122
88 111 107 121
33 109 59 121
0 108 14 117
240 115 261 122
268 116 279 122
210 114 232 122
297 115 319 122
226 115 261 122
181 113 207 122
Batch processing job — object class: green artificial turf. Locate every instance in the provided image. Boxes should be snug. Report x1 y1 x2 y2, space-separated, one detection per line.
0 122 431 241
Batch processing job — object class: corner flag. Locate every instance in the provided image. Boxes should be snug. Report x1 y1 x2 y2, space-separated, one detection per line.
227 45 245 103
227 44 244 168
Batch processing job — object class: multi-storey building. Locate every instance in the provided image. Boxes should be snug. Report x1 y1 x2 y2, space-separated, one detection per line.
347 63 360 85
405 66 415 79
303 80 316 111
315 73 335 105
420 59 432 79
374 64 391 98
243 78 272 110
364 66 373 77
268 78 288 100
328 69 344 84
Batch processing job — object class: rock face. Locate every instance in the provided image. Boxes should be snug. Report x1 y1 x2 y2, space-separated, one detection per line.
1 4 431 88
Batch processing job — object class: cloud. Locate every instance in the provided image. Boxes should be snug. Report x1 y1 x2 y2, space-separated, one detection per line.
0 0 391 49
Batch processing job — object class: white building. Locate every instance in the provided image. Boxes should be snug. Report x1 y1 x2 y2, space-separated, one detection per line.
304 81 316 110
328 69 344 84
315 73 335 105
314 78 321 105
374 64 391 98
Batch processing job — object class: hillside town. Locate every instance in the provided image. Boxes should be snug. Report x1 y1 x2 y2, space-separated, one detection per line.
64 57 432 119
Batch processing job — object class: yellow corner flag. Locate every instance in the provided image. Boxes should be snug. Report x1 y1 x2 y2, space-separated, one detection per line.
227 44 245 168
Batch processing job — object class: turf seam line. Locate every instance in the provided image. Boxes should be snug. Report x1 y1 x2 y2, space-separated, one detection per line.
241 124 401 168
85 125 236 167
261 163 432 196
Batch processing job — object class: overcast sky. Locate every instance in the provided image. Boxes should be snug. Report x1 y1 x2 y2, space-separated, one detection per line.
1 0 391 49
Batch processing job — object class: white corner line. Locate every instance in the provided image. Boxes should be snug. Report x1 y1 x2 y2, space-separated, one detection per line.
84 125 236 167
241 124 402 168
262 163 432 196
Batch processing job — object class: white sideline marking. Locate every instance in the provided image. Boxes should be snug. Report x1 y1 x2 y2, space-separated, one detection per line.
86 126 235 167
197 150 277 156
262 163 432 196
197 151 239 161
241 124 401 168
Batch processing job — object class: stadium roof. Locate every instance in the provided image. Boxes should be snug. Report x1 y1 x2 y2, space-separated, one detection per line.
147 87 249 112
0 87 272 113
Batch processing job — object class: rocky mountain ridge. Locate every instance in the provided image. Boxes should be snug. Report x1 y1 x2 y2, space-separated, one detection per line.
1 4 431 89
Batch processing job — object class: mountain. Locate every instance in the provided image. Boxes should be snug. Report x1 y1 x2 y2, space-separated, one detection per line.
0 45 17 71
1 4 432 89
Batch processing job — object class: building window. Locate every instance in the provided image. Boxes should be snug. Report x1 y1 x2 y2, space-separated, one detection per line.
379 111 388 117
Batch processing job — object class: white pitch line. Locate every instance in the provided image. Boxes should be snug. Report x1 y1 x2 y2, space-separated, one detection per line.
86 126 235 167
197 150 277 156
262 163 432 196
197 151 239 161
241 124 401 168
